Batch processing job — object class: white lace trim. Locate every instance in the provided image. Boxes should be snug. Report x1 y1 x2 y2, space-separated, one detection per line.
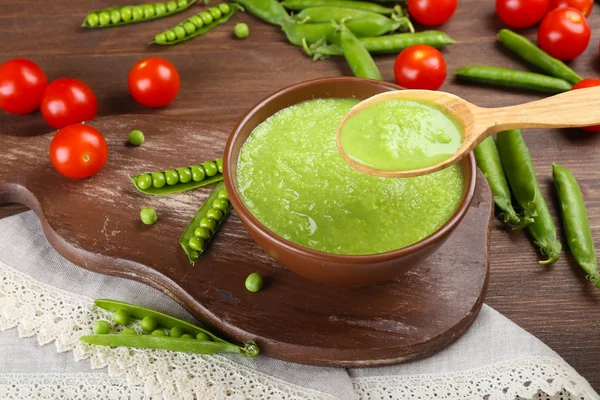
0 259 598 400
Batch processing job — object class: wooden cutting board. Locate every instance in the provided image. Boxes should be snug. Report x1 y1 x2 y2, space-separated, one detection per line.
0 114 492 367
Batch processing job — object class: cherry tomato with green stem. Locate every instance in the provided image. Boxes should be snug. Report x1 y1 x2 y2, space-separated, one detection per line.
393 44 447 90
407 0 457 26
549 0 593 16
49 124 108 179
496 0 549 28
128 57 180 108
571 78 600 132
538 7 590 60
41 78 98 129
0 58 47 114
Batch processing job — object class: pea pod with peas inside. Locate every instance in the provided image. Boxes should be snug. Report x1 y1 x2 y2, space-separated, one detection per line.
232 0 291 26
152 3 241 45
82 0 196 28
129 158 223 195
455 66 572 94
179 182 231 263
282 0 396 15
552 164 600 288
496 130 561 264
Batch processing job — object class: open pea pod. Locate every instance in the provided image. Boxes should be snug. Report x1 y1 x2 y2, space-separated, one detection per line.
82 0 197 28
129 158 223 195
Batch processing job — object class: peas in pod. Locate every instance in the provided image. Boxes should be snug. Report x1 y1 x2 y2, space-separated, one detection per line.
82 0 196 28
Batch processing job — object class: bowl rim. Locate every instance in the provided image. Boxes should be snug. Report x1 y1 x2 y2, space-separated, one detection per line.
224 77 477 264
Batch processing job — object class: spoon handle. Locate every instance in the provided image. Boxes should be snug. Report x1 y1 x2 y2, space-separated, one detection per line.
474 86 600 135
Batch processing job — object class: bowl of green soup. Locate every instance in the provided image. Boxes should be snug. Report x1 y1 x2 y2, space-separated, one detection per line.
224 77 476 286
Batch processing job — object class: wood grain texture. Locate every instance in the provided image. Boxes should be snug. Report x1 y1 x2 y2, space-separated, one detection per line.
0 0 599 387
0 115 491 366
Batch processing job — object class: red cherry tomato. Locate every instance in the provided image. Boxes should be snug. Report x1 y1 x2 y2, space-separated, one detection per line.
496 0 550 28
0 58 47 115
394 45 447 90
571 78 600 132
549 0 593 16
41 78 98 129
407 0 457 26
128 57 180 108
538 8 590 60
49 124 108 179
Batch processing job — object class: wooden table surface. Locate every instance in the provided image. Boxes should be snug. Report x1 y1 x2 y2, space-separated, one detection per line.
1 0 599 390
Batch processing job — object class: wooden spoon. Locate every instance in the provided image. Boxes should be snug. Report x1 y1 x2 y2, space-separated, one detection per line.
337 87 600 178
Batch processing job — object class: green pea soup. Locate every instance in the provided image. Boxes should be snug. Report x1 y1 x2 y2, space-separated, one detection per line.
236 98 465 255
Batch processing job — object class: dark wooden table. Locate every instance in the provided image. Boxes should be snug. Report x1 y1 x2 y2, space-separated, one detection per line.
1 0 599 390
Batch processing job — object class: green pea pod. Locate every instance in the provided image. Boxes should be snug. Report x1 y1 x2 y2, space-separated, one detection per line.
552 164 600 287
296 6 393 23
130 158 223 195
456 66 572 94
152 4 241 45
339 23 382 80
82 0 197 28
474 137 531 228
233 0 291 25
179 182 231 263
282 0 395 15
497 130 561 264
498 29 582 85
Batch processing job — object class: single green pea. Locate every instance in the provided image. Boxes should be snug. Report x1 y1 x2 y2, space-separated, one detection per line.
110 9 121 24
154 33 167 44
206 208 223 221
113 309 130 325
180 333 195 340
140 207 158 225
169 326 184 338
86 13 99 27
216 158 224 173
177 167 192 183
128 129 144 146
132 6 144 20
98 11 111 26
165 169 179 185
234 23 249 39
177 0 188 7
94 320 110 334
194 227 211 240
144 4 156 18
217 190 229 201
165 30 177 42
209 7 222 19
140 316 158 332
245 272 264 293
183 22 196 35
151 329 167 336
200 217 216 231
155 3 167 16
152 172 166 188
121 328 137 335
174 25 186 40
191 165 206 182
188 236 205 251
136 174 152 190
190 250 199 259
200 11 213 24
218 3 231 14
212 198 229 212
202 161 218 177
190 15 204 28
121 7 133 21
196 332 212 341
167 1 178 12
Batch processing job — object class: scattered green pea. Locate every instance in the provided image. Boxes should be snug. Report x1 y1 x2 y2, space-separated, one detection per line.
137 174 152 190
132 6 144 20
144 4 156 18
194 227 211 240
86 13 99 27
165 169 179 185
152 172 166 188
234 23 249 39
210 7 223 19
184 21 196 34
155 3 167 16
218 3 231 14
110 9 121 24
121 7 133 21
167 1 178 12
94 320 111 334
206 208 223 221
196 332 211 341
216 158 224 173
140 207 158 225
203 161 218 177
177 167 192 183
191 165 206 181
190 15 204 28
151 329 167 336
113 309 130 325
200 11 214 24
174 25 187 40
122 328 137 335
188 236 205 251
99 11 111 26
200 217 216 231
180 334 195 340
212 198 229 212
169 326 184 338
128 129 144 146
166 30 177 42
140 316 158 332
217 190 229 201
245 272 264 293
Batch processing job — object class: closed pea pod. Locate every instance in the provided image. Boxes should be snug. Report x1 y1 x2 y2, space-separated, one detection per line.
281 0 395 15
455 66 572 94
295 6 412 33
552 164 600 287
496 130 561 264
233 0 291 26
82 0 196 28
339 23 382 80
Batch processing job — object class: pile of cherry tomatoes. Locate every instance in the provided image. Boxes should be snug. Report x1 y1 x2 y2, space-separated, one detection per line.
0 57 181 178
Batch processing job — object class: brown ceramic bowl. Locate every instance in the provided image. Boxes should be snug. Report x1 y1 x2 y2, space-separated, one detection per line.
224 77 477 286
